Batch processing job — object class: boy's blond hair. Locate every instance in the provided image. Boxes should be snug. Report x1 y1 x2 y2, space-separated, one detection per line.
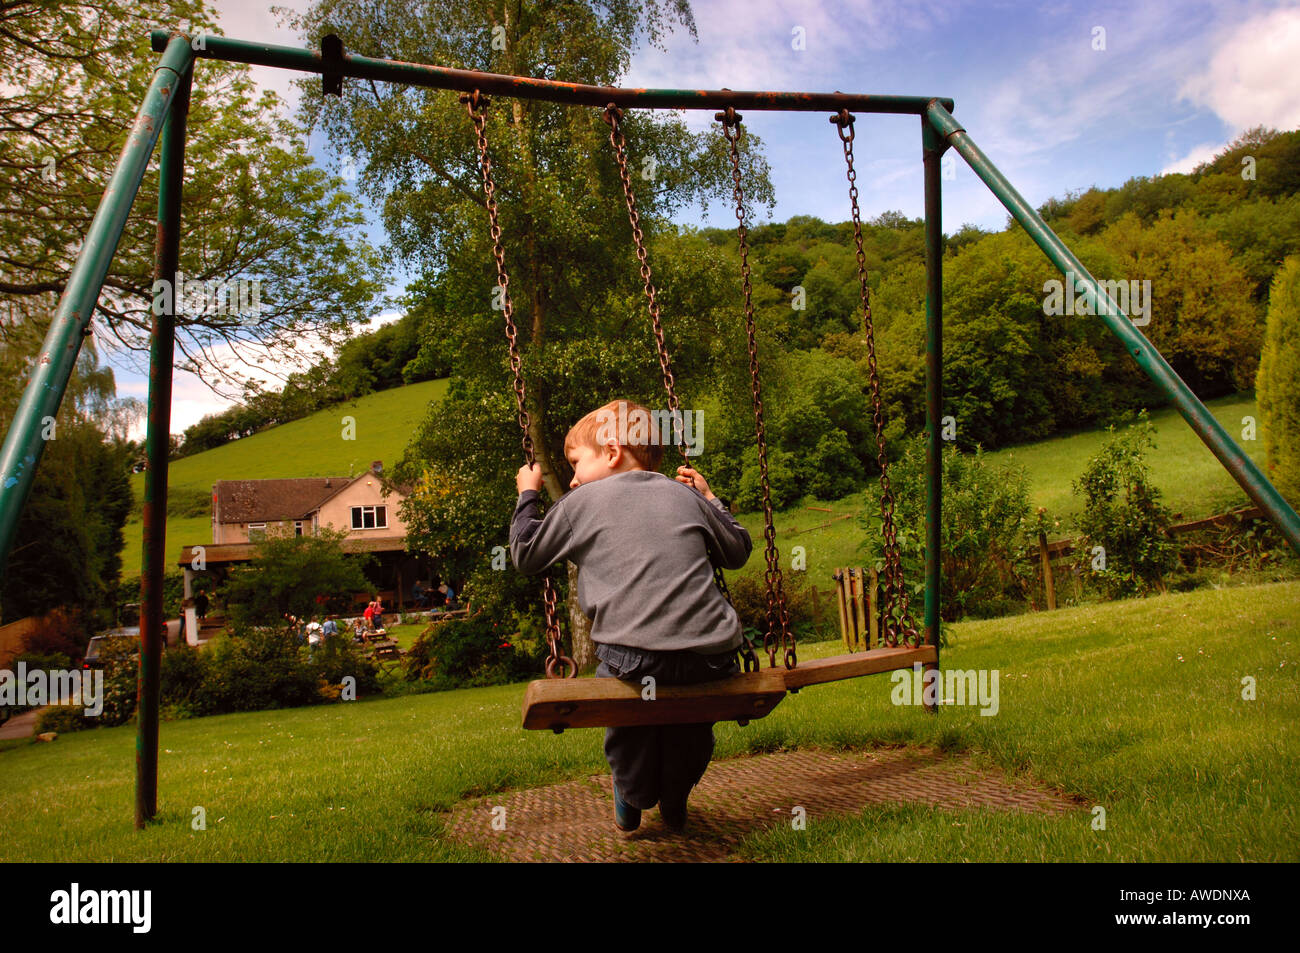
564 399 665 472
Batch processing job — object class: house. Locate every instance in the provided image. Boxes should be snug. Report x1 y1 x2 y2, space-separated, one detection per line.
211 460 410 544
179 461 434 644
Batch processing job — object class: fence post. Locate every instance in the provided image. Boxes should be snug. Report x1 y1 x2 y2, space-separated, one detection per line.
833 570 850 650
868 568 879 648
1038 530 1057 611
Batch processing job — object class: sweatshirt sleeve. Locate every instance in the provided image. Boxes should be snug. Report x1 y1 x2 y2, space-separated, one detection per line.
509 490 575 574
699 495 752 570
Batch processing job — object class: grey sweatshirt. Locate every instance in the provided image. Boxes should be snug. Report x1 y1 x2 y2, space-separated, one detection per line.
509 470 752 654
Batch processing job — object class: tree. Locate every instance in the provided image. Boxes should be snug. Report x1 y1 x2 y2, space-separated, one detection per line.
288 0 774 669
0 0 388 399
1257 255 1300 504
0 337 135 628
218 526 373 630
862 437 1032 622
1100 209 1261 399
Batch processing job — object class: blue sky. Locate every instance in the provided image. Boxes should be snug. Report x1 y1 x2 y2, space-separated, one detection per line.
108 0 1300 436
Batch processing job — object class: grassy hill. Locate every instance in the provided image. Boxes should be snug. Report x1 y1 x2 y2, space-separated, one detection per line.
120 378 448 579
732 391 1276 587
120 383 1275 588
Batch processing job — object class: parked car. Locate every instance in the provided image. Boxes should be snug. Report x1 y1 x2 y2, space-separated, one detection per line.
82 619 182 669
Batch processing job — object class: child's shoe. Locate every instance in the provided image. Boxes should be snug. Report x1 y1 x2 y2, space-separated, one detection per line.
613 783 641 832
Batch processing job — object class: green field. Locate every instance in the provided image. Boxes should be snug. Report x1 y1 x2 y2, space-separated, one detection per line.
2 579 1295 861
125 382 1269 592
121 378 448 579
730 391 1278 588
989 392 1267 524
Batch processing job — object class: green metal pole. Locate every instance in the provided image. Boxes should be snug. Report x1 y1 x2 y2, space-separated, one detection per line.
136 65 192 830
0 35 197 581
149 30 952 116
922 117 946 711
925 100 1300 556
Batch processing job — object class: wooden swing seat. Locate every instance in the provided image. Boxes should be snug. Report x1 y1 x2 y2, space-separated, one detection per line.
521 669 787 732
521 644 937 731
782 644 937 691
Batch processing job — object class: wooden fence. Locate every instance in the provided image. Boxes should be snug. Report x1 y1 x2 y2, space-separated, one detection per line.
1027 505 1264 610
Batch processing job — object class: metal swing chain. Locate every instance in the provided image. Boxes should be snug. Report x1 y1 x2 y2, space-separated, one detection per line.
831 109 921 648
601 103 686 455
602 103 759 673
462 89 575 678
718 107 796 670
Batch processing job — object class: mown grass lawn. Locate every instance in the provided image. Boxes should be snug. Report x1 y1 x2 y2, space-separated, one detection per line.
1 579 1295 862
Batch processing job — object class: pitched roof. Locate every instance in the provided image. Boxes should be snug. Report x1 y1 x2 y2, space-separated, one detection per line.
212 461 415 524
213 477 344 523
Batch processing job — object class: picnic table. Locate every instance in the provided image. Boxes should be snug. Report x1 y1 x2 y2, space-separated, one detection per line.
365 637 404 674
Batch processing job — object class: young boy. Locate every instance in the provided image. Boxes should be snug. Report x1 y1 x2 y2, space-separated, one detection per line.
510 399 752 833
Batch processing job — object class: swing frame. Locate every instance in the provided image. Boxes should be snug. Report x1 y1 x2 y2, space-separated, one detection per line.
1 31 1295 826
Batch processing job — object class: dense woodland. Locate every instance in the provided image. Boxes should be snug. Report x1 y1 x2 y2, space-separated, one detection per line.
183 125 1298 504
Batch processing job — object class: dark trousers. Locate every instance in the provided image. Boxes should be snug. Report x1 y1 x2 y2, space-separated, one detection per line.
596 643 740 811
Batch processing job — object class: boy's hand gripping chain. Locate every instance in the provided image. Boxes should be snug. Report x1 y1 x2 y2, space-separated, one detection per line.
462 90 575 678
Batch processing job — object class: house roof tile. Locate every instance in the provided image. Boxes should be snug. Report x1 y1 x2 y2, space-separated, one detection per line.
213 478 343 523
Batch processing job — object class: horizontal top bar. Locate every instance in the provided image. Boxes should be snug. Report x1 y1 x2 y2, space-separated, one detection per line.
150 30 954 115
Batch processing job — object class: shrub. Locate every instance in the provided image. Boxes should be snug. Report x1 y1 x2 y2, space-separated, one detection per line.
21 626 375 733
859 436 1033 622
1072 411 1179 598
10 650 72 671
1257 254 1300 503
403 612 542 688
36 705 93 734
19 607 90 662
160 642 211 717
735 446 801 512
96 636 142 727
806 430 862 502
1 652 72 721
725 573 837 647
200 626 320 712
309 635 380 697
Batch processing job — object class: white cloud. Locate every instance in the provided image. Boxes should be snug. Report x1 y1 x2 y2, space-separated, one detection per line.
106 307 404 442
625 0 955 96
209 0 315 116
1160 140 1224 175
974 3 1221 160
1178 5 1300 133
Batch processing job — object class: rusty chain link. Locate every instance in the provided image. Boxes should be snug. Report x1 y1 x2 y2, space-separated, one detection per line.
601 104 689 459
462 89 575 677
831 109 922 648
603 104 759 672
718 107 796 670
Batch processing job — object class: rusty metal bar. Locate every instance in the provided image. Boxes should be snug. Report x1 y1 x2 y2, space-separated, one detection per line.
149 30 953 115
136 56 193 830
